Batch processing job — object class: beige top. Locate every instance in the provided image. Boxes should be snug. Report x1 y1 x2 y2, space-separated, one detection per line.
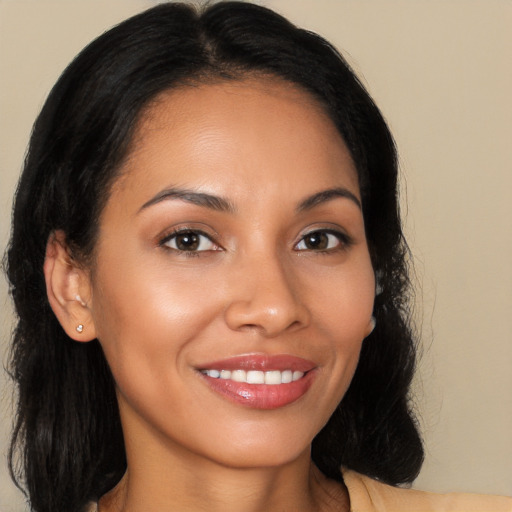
342 469 512 512
86 469 512 511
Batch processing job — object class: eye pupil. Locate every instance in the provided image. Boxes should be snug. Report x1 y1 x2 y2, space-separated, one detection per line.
304 232 328 250
176 232 199 251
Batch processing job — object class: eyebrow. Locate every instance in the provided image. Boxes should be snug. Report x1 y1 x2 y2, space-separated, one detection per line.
139 185 361 215
297 187 361 212
139 187 236 214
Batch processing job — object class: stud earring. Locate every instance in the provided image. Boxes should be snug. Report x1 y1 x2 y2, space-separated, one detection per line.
76 324 84 333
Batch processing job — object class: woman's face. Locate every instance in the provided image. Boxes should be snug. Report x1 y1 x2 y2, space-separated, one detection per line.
86 79 375 469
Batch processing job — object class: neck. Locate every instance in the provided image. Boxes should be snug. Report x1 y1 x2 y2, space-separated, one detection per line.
100 434 348 512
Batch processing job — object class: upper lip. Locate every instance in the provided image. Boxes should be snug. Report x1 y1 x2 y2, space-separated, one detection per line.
196 353 316 372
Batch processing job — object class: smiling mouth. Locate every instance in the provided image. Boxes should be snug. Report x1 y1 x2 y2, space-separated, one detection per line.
196 354 316 409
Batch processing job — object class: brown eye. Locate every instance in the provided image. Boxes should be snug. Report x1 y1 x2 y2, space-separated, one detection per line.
295 230 346 252
303 232 329 250
162 230 218 252
175 232 200 251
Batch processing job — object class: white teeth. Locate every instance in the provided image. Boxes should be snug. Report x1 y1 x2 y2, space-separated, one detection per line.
247 370 265 384
220 370 231 380
201 368 305 384
281 370 293 384
231 370 246 382
264 370 281 385
293 371 304 381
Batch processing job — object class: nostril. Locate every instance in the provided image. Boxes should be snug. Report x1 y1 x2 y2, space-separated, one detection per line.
239 323 258 332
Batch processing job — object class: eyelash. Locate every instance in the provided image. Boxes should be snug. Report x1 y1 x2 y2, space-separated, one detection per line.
158 227 352 256
158 228 221 257
295 229 353 254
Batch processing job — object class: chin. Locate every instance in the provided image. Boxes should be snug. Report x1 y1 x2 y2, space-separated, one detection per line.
192 420 317 470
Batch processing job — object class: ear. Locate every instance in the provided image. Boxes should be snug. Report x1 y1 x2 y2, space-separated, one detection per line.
44 230 97 342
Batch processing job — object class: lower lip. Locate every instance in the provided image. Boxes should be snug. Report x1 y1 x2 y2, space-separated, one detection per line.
199 370 316 409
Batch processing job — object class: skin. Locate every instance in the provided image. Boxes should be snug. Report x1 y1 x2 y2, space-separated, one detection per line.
45 78 375 511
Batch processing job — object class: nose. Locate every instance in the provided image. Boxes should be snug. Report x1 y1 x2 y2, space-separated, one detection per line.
223 253 310 337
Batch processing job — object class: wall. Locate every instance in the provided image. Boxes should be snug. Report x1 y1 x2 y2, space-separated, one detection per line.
1 1 510 509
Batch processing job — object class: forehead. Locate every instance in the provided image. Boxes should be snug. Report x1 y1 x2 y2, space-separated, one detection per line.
139 77 333 136
113 78 359 206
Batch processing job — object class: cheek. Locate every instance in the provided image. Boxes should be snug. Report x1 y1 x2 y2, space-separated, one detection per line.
306 255 375 334
304 258 374 394
89 259 225 440
89 252 225 379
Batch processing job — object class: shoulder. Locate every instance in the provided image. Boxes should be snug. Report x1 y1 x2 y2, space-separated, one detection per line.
342 468 512 512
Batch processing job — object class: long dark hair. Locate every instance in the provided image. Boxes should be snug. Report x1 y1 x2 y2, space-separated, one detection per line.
5 2 423 511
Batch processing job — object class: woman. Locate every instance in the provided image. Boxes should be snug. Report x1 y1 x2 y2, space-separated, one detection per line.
4 2 511 511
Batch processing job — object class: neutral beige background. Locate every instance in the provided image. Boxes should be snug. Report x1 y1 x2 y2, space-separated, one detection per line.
1 0 511 509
